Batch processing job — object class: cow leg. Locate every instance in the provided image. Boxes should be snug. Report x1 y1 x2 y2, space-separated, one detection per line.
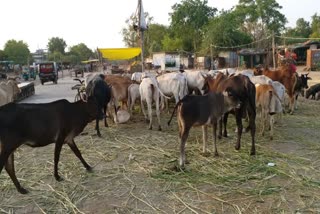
155 95 162 131
270 115 274 140
223 113 229 137
54 140 64 181
202 125 208 154
146 98 153 130
248 110 256 155
96 118 101 137
104 104 108 128
68 140 92 171
212 120 219 156
235 111 243 151
5 153 28 194
179 127 191 169
140 99 148 123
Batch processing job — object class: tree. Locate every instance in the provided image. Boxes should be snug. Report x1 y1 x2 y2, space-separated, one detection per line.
202 10 252 55
234 0 287 41
310 13 320 38
47 37 67 54
283 18 311 44
169 0 217 52
66 43 94 64
0 50 8 61
3 40 30 65
162 35 183 51
145 23 169 53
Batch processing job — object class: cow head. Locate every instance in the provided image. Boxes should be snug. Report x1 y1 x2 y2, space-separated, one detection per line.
222 87 241 112
300 73 312 89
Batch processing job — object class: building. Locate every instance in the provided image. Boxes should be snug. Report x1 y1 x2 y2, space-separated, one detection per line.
32 49 48 63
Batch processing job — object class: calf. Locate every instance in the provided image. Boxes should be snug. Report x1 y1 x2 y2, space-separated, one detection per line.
86 74 112 137
294 73 311 109
255 84 282 140
305 83 320 99
167 90 241 169
0 98 99 194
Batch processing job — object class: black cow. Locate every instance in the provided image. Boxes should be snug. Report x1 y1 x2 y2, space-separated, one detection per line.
211 74 256 155
306 83 320 99
167 90 241 169
86 74 112 137
0 98 99 194
294 73 311 108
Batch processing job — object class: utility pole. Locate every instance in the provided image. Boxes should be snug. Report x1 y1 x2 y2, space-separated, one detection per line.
137 0 147 72
272 31 276 69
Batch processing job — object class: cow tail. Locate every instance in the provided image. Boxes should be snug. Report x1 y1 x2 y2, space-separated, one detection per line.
167 99 184 126
268 90 273 111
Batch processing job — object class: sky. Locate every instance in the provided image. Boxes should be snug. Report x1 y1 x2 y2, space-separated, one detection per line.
0 0 319 53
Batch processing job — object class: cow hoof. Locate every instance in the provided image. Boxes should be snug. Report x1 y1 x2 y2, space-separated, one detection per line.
55 175 63 182
218 135 222 139
173 165 185 172
235 145 240 151
18 187 29 194
148 126 152 130
214 152 219 157
201 152 210 157
270 136 273 141
97 133 102 137
86 166 93 172
250 150 256 156
158 126 162 131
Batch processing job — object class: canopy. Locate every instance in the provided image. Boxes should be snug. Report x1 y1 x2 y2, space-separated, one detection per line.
81 59 99 64
98 48 141 60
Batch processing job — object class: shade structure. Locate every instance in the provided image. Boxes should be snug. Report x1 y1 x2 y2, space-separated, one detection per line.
98 48 141 60
81 59 99 64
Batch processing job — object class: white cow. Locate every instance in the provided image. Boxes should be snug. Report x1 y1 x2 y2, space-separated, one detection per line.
157 72 188 111
250 75 273 85
139 76 162 130
127 83 140 114
183 70 207 94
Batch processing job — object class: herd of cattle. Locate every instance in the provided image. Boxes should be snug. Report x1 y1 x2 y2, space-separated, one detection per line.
1 59 319 194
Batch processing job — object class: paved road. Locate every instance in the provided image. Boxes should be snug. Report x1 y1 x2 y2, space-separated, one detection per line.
20 72 82 103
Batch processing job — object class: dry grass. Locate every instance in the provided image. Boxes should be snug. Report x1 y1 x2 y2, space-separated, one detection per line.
2 80 320 213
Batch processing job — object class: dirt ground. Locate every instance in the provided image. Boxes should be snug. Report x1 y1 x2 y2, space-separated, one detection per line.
1 67 320 213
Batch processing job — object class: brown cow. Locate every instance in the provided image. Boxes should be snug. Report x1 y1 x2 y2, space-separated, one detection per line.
260 60 297 114
255 84 282 140
204 74 257 155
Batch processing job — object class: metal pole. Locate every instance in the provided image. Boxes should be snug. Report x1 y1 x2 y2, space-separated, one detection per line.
272 31 276 69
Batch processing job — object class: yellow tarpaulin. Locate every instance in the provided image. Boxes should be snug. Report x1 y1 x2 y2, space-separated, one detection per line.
98 48 141 60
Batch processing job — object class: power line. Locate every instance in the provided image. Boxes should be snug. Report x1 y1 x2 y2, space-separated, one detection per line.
276 35 320 40
210 35 272 49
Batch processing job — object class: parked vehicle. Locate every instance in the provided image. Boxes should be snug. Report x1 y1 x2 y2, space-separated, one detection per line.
22 66 37 81
38 62 58 85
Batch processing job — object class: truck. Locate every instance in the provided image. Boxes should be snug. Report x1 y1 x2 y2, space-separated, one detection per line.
38 61 58 85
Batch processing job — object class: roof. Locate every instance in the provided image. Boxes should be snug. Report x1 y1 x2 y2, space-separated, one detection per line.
98 48 141 60
238 48 267 56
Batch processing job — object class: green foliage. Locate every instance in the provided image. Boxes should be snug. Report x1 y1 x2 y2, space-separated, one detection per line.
234 0 287 39
3 40 30 65
169 0 217 52
69 43 93 61
145 23 169 53
0 50 8 61
47 37 67 54
202 10 252 54
162 35 183 52
283 18 311 45
310 13 320 38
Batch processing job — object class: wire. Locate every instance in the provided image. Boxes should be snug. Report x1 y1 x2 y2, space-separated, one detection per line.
210 35 272 49
276 35 320 40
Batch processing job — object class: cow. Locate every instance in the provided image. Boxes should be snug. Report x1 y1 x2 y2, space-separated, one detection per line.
294 73 311 109
205 74 257 155
0 80 21 106
167 90 241 169
305 83 320 99
157 72 188 111
0 97 99 194
261 59 297 114
127 83 140 114
182 70 207 95
255 84 282 140
250 75 273 86
104 74 133 110
139 76 163 130
86 74 112 137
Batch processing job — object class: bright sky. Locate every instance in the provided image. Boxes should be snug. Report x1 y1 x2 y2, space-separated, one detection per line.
0 0 319 53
